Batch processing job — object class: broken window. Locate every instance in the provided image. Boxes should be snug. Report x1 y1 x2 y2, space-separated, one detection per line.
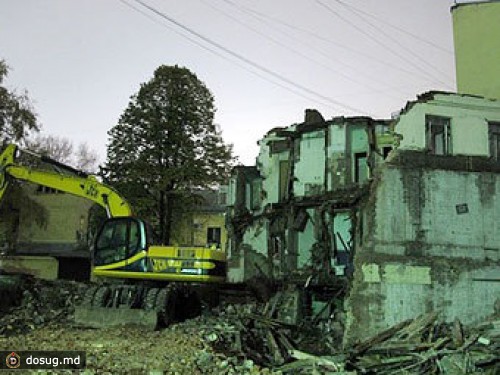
488 122 500 161
207 227 221 247
279 160 290 202
382 146 392 159
250 179 262 210
426 115 452 155
354 152 369 183
269 140 290 155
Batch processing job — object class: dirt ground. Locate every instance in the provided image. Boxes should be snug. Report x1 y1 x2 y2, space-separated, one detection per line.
0 278 271 374
0 322 271 374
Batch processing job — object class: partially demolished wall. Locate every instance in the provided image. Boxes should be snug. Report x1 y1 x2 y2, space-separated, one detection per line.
344 151 500 345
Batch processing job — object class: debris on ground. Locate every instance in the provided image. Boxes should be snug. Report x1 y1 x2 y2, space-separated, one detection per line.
346 312 499 374
0 277 498 374
0 276 86 336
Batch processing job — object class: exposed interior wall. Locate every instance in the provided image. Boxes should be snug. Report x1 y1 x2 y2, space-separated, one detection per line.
294 130 326 196
344 154 500 345
226 115 393 286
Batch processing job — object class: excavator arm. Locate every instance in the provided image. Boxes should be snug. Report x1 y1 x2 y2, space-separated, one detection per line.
0 144 132 217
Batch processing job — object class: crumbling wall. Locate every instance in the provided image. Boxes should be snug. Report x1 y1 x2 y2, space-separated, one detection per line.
344 155 500 346
294 130 326 196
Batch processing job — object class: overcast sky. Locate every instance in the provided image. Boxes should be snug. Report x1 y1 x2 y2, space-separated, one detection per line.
1 0 458 165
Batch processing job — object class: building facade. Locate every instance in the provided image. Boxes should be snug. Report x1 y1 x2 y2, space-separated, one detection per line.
452 0 500 100
345 92 500 344
226 93 500 344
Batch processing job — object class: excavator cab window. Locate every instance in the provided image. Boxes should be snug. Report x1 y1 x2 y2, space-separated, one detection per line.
94 218 143 266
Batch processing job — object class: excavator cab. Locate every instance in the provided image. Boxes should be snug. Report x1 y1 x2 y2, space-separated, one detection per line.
91 217 227 283
94 217 146 267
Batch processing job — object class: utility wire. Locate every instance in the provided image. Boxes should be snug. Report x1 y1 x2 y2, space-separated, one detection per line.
131 0 370 115
333 0 453 55
221 0 440 87
118 0 334 108
211 0 407 98
332 0 454 83
314 0 452 89
197 0 395 97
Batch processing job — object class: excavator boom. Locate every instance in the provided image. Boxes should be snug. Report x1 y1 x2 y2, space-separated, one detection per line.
0 144 132 217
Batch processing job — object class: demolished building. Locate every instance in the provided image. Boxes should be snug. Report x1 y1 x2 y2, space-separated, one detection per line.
225 91 500 345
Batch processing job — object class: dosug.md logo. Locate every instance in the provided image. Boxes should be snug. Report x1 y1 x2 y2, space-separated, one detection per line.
6 352 21 369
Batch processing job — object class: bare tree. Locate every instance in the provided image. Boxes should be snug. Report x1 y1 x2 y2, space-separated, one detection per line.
25 134 73 164
25 135 99 173
74 142 99 173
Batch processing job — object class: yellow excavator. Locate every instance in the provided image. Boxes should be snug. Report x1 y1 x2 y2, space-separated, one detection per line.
0 144 226 328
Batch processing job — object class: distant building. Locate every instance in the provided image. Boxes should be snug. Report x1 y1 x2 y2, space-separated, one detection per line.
170 188 228 252
452 0 500 99
0 182 94 280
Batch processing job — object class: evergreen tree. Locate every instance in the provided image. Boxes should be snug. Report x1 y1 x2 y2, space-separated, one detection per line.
0 59 39 144
103 65 234 244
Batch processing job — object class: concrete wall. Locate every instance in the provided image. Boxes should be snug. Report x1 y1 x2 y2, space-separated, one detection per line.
257 132 292 205
294 130 326 196
395 93 500 156
344 158 500 345
452 1 500 100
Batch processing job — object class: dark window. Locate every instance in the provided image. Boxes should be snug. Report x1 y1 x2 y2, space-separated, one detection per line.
382 146 392 159
354 152 369 183
488 122 500 160
426 115 451 155
269 140 290 154
279 160 290 202
207 227 221 247
250 179 262 210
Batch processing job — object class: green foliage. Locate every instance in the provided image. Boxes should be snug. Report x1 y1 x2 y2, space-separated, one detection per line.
103 65 235 243
0 59 39 144
0 59 41 251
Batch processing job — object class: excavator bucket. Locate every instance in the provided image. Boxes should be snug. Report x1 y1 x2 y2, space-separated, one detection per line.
73 307 157 330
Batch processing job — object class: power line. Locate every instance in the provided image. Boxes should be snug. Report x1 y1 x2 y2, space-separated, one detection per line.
333 0 453 55
197 0 398 97
314 0 452 89
118 0 335 108
332 0 454 83
130 0 370 115
221 0 443 88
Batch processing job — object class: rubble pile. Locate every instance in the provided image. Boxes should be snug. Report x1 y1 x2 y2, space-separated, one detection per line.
0 277 86 336
175 300 332 369
346 312 499 374
179 304 499 374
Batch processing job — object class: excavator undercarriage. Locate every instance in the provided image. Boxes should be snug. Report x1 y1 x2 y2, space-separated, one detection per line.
74 282 210 329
